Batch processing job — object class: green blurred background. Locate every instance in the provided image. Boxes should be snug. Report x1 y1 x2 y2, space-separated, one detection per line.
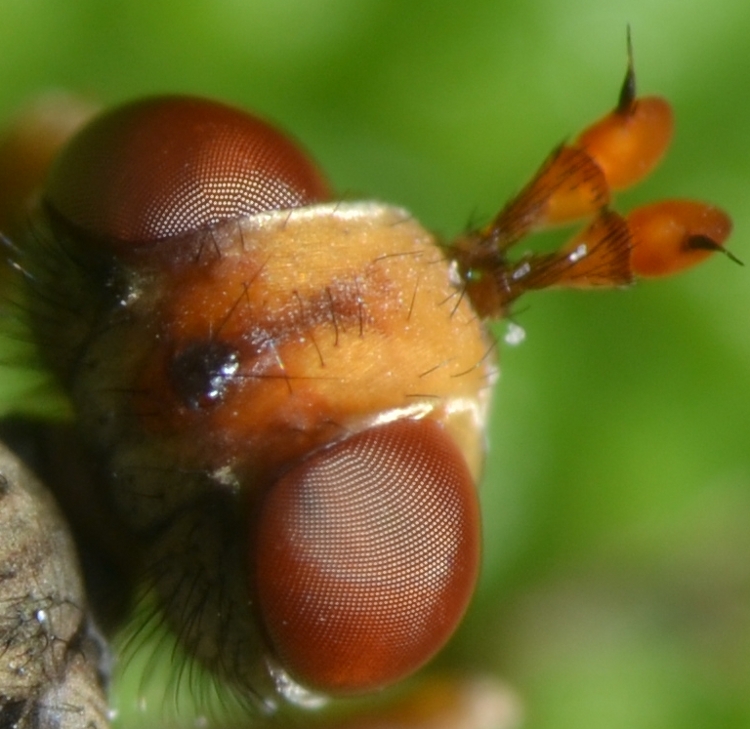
0 1 748 728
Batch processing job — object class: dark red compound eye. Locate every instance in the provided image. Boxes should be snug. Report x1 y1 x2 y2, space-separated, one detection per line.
253 418 481 695
44 95 330 243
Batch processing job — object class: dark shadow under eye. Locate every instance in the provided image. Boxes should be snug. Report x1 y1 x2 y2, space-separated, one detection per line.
169 340 240 409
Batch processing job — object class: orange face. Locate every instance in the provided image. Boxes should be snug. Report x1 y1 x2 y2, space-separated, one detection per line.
16 95 495 702
0 38 735 726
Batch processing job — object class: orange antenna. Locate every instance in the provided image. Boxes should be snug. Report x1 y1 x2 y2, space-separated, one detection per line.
452 33 735 319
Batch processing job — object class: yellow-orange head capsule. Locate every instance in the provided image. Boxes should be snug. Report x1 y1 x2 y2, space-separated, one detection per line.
27 96 491 700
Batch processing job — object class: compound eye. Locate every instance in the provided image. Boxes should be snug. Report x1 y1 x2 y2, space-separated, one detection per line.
44 95 330 243
253 418 481 695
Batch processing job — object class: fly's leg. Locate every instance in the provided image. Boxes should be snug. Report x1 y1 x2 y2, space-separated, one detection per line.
0 440 110 729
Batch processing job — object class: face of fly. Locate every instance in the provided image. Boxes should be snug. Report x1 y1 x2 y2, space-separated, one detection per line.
0 29 737 729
